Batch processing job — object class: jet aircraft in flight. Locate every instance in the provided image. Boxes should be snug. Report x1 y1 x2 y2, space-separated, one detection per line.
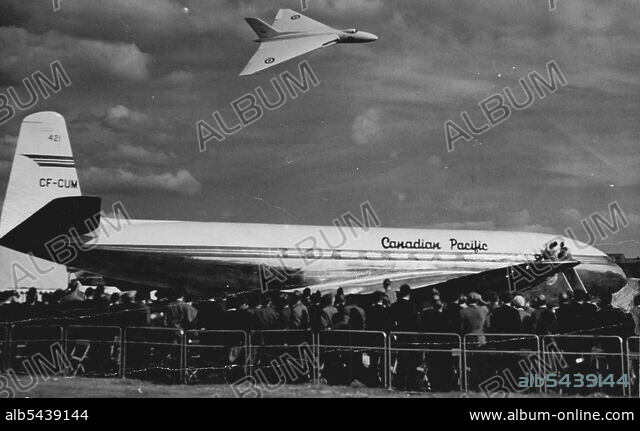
240 9 378 76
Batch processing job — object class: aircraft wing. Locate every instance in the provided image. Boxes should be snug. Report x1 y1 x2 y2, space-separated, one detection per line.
240 33 338 76
280 260 581 300
272 9 335 33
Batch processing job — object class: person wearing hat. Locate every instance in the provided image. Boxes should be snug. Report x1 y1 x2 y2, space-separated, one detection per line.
460 292 490 390
460 292 489 341
512 295 533 333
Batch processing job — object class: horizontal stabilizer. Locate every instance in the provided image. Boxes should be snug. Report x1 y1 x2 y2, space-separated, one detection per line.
0 196 102 263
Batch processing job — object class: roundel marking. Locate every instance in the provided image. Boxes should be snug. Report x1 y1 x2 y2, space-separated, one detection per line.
265 57 276 64
291 14 301 20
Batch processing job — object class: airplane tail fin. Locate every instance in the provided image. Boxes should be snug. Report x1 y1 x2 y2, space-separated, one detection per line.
0 112 86 239
245 17 280 39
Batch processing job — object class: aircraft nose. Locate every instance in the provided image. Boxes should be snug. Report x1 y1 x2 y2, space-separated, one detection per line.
364 32 378 42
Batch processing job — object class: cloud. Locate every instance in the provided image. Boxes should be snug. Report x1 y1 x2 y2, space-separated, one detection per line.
352 108 382 145
0 27 150 81
161 70 199 86
113 144 174 166
104 105 148 130
81 167 201 195
427 210 555 234
311 0 385 17
498 209 556 234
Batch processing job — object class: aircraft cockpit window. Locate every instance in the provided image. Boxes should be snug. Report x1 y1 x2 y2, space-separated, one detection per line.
345 29 358 34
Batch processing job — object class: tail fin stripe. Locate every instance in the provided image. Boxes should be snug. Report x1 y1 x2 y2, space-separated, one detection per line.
35 163 76 168
24 154 76 167
24 154 74 161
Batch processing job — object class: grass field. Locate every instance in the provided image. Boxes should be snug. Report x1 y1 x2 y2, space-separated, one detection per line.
8 377 616 398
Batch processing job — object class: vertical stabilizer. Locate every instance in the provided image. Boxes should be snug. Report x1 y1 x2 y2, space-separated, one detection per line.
0 112 81 237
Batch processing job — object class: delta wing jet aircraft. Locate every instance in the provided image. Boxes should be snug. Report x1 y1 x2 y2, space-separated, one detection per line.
240 9 378 76
0 113 628 299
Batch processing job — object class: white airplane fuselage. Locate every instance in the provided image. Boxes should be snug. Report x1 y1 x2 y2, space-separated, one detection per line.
77 217 626 298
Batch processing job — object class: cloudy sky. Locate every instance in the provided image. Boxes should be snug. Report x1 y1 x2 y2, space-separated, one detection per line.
0 0 639 257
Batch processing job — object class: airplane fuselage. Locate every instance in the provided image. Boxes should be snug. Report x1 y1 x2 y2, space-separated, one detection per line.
72 218 627 299
255 29 378 44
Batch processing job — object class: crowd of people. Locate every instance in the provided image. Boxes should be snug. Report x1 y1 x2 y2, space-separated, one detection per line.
1 278 639 339
1 279 640 391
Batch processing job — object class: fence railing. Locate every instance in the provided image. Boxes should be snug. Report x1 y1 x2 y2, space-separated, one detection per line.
123 327 184 383
625 336 639 398
8 325 64 375
389 332 462 392
0 323 638 396
317 330 387 388
185 330 249 384
249 330 316 386
543 335 627 396
65 325 122 378
0 325 7 372
463 333 541 394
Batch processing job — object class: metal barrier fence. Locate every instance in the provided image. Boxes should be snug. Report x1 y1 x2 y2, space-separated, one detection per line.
249 330 317 386
8 325 64 375
0 323 639 397
389 332 462 392
0 325 7 372
65 326 122 378
627 336 639 398
185 330 249 384
123 327 184 383
317 330 387 388
463 333 541 395
544 335 626 396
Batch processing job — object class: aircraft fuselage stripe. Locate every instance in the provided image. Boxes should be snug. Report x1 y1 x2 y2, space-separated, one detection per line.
89 244 606 265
